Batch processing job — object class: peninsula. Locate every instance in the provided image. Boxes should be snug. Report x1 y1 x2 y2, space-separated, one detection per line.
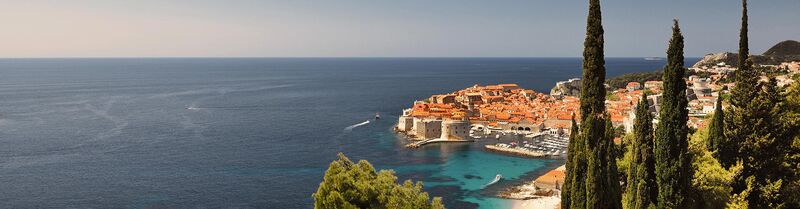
396 84 576 138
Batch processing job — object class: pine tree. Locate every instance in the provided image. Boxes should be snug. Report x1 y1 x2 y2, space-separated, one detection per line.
561 117 578 208
313 153 446 209
707 96 730 167
654 19 692 209
732 77 793 208
625 94 657 209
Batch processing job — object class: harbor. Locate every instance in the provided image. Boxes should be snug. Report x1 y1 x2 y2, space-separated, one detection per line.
483 134 568 158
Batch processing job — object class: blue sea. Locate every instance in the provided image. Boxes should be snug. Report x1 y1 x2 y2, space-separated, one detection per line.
0 58 698 209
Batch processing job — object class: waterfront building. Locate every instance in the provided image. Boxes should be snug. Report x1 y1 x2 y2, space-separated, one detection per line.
413 118 442 139
398 114 414 132
441 118 470 140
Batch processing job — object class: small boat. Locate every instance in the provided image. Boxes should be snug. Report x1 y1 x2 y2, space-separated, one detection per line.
484 174 503 187
375 112 381 120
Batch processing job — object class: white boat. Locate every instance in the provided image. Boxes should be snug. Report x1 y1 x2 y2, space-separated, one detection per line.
484 174 503 187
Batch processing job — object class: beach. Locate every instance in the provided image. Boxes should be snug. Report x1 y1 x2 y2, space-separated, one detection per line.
511 197 561 209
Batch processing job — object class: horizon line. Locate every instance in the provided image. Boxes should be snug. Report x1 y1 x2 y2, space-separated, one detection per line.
0 56 700 59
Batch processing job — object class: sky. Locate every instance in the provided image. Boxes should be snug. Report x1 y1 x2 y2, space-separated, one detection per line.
0 0 797 58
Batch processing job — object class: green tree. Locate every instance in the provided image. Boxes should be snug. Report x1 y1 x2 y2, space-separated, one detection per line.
785 81 800 208
564 0 622 208
568 120 588 209
654 19 692 209
724 0 758 169
561 117 578 208
625 94 657 209
605 117 624 209
724 1 798 208
707 96 732 167
313 153 445 209
689 125 739 209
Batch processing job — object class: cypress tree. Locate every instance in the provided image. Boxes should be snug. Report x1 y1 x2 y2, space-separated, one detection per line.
725 0 759 169
707 96 730 167
626 94 657 209
625 120 641 208
568 120 588 209
561 117 578 208
604 118 624 209
569 0 623 208
654 19 692 209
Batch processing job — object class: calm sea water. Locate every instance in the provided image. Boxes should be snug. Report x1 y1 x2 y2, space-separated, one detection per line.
0 58 698 209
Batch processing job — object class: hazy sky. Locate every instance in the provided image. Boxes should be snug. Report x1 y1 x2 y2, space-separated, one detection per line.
1 0 797 57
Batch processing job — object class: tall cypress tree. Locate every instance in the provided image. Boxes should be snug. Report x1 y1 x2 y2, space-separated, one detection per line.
579 0 608 206
567 0 622 208
561 117 578 208
654 19 692 209
707 96 730 167
725 0 759 169
626 94 657 209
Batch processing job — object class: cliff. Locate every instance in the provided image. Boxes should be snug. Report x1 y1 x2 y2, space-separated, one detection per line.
692 40 800 68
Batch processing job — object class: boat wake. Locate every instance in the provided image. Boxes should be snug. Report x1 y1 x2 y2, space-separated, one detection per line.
344 120 370 131
484 174 503 188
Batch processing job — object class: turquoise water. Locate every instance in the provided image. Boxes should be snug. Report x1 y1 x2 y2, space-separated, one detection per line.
0 58 695 208
388 142 559 209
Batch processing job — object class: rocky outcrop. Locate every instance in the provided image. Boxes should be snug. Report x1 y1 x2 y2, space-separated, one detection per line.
550 78 581 97
692 40 800 68
692 52 740 68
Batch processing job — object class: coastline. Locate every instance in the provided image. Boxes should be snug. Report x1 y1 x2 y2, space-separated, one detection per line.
499 165 566 209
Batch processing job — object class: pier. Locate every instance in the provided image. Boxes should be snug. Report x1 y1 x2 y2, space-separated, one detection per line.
484 144 552 158
405 138 473 148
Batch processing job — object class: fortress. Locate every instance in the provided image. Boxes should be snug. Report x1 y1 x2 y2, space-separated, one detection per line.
396 84 578 140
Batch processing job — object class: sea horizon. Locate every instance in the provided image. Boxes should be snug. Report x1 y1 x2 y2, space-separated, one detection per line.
0 57 698 208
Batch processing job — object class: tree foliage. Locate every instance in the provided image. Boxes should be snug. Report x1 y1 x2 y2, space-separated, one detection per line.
724 1 799 208
313 153 445 209
625 94 657 209
562 117 578 208
564 0 622 208
654 19 693 209
689 126 739 209
707 96 733 167
606 71 662 90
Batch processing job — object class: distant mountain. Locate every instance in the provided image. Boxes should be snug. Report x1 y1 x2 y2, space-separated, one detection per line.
763 40 800 57
692 40 800 68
